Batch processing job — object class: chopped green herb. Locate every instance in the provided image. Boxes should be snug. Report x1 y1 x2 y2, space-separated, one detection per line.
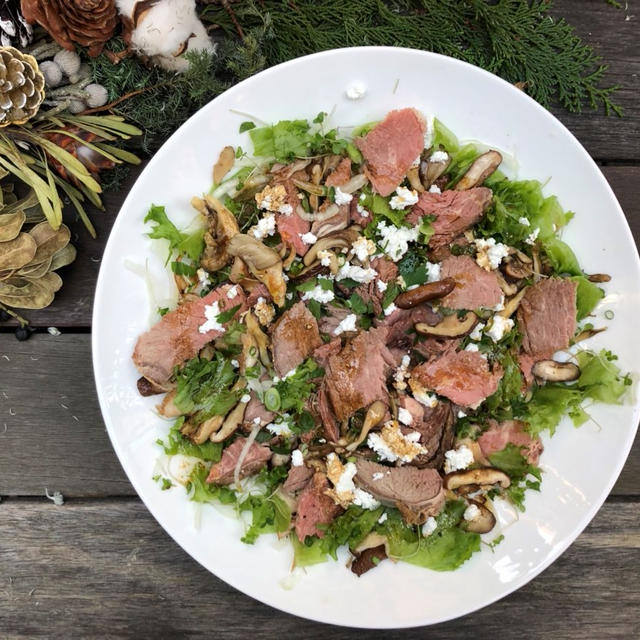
216 303 241 324
239 121 256 133
144 204 204 263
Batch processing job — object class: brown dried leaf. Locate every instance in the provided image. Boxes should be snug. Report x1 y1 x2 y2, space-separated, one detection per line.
18 258 52 278
50 244 77 271
0 232 37 270
0 210 25 242
28 222 71 265
213 146 236 185
0 271 61 309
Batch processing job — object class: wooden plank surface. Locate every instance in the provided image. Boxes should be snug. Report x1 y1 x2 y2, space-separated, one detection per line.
1 332 638 497
0 499 637 638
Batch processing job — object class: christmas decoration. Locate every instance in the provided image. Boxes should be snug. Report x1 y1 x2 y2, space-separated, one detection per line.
0 0 33 48
0 44 44 126
20 0 118 57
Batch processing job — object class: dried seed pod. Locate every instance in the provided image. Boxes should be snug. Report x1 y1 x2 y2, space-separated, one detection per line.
0 45 45 126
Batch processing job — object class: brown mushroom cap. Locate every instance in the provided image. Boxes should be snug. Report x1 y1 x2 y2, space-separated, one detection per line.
444 468 511 490
415 311 477 337
454 150 503 191
303 226 361 266
532 360 580 382
463 499 497 534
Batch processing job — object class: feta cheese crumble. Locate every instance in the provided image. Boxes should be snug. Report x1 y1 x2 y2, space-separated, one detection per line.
425 261 441 282
463 504 481 522
255 184 288 212
393 354 411 392
318 249 333 267
409 380 439 408
345 82 366 100
474 237 510 271
464 343 480 353
383 303 397 316
486 315 514 342
278 203 293 216
525 227 540 245
377 220 419 261
302 285 335 304
240 394 251 403
457 410 467 419
334 186 353 205
356 202 369 218
422 516 438 537
352 236 376 262
198 300 226 334
367 421 427 464
196 268 211 289
353 489 381 510
469 322 485 341
226 284 239 299
444 445 474 473
372 472 385 481
378 512 388 524
231 359 239 369
251 212 276 240
336 262 378 284
389 186 419 210
333 313 357 335
291 449 304 467
376 279 388 293
326 453 380 509
429 150 449 163
518 216 530 226
299 231 318 245
397 407 413 425
266 417 292 437
254 296 276 325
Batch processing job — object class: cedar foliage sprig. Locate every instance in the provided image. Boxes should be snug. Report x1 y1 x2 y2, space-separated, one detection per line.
200 0 621 116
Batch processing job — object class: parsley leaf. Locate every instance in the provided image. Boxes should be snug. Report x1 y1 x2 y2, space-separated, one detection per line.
274 358 324 415
488 444 542 511
216 303 241 324
239 121 256 132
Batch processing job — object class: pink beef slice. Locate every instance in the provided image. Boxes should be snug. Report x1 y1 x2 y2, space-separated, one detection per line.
325 157 352 187
275 179 310 256
206 437 271 485
376 304 440 350
355 108 426 197
295 472 342 541
271 301 323 376
411 349 503 408
406 188 492 246
317 380 340 442
438 255 502 310
324 327 394 421
313 338 342 368
242 392 274 427
132 284 246 386
355 459 445 514
478 419 543 465
518 278 577 360
283 465 314 493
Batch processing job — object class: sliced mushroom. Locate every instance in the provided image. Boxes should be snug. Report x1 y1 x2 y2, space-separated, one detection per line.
212 146 235 185
339 173 368 194
455 483 481 497
303 227 361 266
246 311 271 366
532 360 580 382
292 178 325 196
395 278 455 309
229 256 258 291
574 326 606 343
406 166 424 193
415 311 477 337
503 256 533 280
420 151 451 188
240 331 259 373
498 287 528 319
157 390 181 418
137 376 168 397
346 400 387 451
587 273 611 283
227 234 286 306
496 271 518 297
233 173 272 202
454 150 502 191
271 158 311 180
210 397 248 443
464 499 497 534
189 415 224 444
198 195 240 272
444 468 511 491
271 453 291 466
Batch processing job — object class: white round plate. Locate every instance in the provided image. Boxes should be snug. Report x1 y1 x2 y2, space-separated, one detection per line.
93 47 640 628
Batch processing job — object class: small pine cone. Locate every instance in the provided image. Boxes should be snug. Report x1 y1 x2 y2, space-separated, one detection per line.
1 0 33 48
20 0 117 57
0 45 45 126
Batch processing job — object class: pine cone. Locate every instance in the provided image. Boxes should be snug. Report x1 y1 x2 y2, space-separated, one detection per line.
0 45 45 126
20 0 117 57
0 0 33 48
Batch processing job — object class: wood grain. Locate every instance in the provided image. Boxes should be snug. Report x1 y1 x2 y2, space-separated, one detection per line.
0 499 637 638
0 333 638 497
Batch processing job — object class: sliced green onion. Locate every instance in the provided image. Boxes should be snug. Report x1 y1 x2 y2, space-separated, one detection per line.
604 310 614 320
264 387 281 412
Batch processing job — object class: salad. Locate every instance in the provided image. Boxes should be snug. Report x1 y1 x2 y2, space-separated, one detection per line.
133 108 629 575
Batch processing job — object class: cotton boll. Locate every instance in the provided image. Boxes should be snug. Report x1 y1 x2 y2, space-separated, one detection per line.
117 0 215 73
69 63 91 84
68 99 86 114
53 49 81 78
85 84 108 108
40 60 63 88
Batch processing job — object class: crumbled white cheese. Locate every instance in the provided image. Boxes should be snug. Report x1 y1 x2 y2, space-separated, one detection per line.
299 231 318 245
356 202 369 218
469 322 485 341
425 261 441 282
336 262 378 284
197 268 211 289
231 359 240 369
389 186 419 210
464 343 480 353
428 184 441 194
372 472 385 481
352 236 376 262
444 445 474 473
525 227 540 245
251 212 277 240
429 150 449 163
463 503 481 522
410 382 439 408
353 488 381 510
252 416 261 426
518 216 530 226
226 284 239 299
286 292 293 300
423 113 435 149
410 154 421 168
301 285 335 304
278 203 293 216
254 296 276 325
240 394 251 403
291 449 304 467
345 82 366 100
333 313 357 335
393 354 411 392
318 249 333 267
397 407 413 425
474 237 510 271
383 303 397 316
255 183 288 212
486 315 514 343
367 421 427 464
266 417 292 436
377 220 419 261
422 516 438 537
377 512 388 524
334 186 353 205
326 454 379 510
359 193 366 201
376 279 388 293
457 410 467 419
198 300 226 334
491 295 505 312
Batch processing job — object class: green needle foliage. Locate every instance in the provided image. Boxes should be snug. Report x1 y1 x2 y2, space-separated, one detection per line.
200 0 621 115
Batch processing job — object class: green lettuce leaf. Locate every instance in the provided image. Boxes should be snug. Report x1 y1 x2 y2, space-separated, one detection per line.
273 358 324 416
249 119 312 160
144 204 204 263
488 443 542 511
543 237 582 276
157 418 223 462
573 276 604 320
240 494 292 544
186 463 236 502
